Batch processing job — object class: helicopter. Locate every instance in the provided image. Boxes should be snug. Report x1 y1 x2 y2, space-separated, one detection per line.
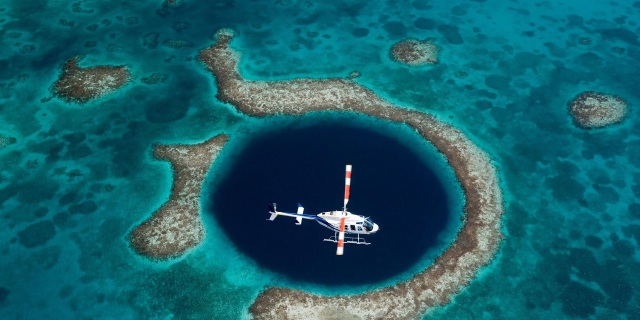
267 164 380 255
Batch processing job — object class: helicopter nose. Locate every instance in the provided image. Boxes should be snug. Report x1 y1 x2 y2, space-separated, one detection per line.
372 223 380 233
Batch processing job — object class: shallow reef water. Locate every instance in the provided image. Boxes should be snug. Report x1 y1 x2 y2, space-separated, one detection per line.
1 0 640 319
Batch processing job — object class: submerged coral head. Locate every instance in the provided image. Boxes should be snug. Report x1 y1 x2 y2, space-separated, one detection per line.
568 91 628 129
51 56 130 104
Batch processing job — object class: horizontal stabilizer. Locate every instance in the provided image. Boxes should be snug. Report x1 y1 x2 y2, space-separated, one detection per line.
296 204 304 225
267 203 278 221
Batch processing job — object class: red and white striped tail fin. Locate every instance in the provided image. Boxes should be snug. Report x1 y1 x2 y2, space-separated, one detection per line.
343 164 352 212
336 217 346 255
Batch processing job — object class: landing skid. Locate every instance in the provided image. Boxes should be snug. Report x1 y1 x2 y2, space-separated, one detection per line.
323 232 371 245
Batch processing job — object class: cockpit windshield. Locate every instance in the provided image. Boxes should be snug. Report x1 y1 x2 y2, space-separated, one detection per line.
363 217 374 231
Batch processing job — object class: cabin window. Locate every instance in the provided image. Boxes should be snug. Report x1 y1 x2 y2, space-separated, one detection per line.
357 226 363 231
350 225 356 231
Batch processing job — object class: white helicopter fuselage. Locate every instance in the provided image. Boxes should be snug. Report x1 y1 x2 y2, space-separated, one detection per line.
267 205 379 235
267 164 379 254
316 211 380 235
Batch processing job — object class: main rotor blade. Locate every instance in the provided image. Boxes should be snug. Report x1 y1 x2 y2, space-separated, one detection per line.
343 164 352 211
336 217 346 256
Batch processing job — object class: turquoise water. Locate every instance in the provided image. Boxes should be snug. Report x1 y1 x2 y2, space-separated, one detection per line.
1 0 639 319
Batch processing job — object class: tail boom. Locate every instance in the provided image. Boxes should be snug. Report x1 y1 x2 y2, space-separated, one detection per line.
267 203 313 224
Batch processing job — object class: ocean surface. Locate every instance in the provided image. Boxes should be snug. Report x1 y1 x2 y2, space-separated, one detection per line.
1 0 639 319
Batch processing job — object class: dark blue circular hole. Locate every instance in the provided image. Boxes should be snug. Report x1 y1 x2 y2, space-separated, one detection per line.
208 114 454 286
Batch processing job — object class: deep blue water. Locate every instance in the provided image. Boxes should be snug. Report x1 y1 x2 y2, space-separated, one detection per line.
209 114 453 286
1 0 640 319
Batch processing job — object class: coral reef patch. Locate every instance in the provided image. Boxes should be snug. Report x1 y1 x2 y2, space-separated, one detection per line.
51 56 130 104
390 38 439 65
17 220 56 248
0 135 17 148
129 135 228 260
568 91 628 129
